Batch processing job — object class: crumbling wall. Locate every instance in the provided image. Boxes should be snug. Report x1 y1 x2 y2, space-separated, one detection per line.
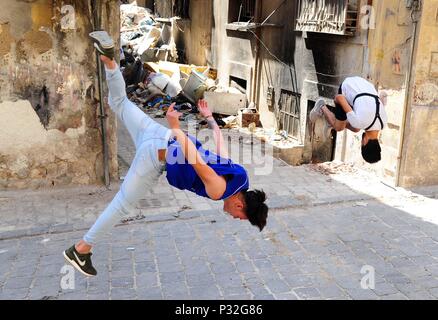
180 0 212 66
398 0 438 187
0 0 119 190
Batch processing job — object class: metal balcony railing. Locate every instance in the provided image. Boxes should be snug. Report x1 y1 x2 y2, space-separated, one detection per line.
295 0 360 36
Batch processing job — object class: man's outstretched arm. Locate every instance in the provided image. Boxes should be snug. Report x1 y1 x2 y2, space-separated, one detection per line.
166 104 226 200
198 100 229 159
334 94 361 132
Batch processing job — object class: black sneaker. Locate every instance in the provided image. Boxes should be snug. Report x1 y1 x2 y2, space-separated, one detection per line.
89 30 115 59
63 245 97 277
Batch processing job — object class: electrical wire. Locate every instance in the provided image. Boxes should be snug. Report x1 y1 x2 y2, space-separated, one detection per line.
247 29 358 78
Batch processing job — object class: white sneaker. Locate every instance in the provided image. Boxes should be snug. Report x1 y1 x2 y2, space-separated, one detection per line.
309 98 326 123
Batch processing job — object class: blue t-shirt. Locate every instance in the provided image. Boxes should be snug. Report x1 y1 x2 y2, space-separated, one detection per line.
166 135 249 200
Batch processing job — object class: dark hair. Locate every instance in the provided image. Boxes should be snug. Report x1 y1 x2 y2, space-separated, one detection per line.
243 189 268 231
361 139 381 164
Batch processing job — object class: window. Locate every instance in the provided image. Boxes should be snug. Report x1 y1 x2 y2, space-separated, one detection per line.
228 0 256 23
295 0 359 36
278 90 301 138
173 0 190 19
229 76 247 94
155 0 190 19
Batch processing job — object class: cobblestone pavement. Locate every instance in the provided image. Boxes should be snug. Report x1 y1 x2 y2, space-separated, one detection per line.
1 120 438 300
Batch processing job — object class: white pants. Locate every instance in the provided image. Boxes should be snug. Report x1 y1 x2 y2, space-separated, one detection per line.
83 66 171 245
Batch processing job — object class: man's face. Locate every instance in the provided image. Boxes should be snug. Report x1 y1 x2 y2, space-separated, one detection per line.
223 196 248 220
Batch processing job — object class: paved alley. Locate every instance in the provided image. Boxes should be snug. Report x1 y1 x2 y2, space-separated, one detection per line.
1 124 438 300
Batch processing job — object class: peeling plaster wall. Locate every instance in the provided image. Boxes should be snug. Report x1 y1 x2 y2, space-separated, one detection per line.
398 0 438 187
0 0 119 190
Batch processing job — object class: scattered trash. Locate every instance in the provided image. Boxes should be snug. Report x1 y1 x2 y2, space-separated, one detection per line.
237 108 261 128
121 214 146 223
119 2 277 142
222 115 238 129
248 122 257 133
177 205 192 213
308 161 357 175
353 202 368 207
154 110 165 118
41 238 50 243
381 181 397 191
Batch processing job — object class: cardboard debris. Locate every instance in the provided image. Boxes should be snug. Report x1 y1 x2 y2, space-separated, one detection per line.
120 1 269 133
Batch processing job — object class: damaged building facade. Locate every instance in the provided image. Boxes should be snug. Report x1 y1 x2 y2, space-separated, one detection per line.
156 0 438 188
0 0 120 189
2 0 437 190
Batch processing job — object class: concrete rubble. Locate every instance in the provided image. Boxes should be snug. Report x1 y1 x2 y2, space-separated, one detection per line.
118 1 292 146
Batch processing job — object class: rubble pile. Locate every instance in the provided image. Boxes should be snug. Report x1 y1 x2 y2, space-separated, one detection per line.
119 2 252 124
308 161 358 175
118 1 294 146
120 2 178 62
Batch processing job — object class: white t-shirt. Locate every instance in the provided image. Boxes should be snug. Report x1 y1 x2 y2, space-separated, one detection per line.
341 77 388 131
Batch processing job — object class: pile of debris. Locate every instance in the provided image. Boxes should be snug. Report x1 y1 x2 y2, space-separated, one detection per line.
308 161 358 175
119 2 258 124
120 2 178 62
118 1 293 147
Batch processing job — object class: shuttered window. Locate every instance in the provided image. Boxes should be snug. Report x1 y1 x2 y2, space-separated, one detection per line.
278 90 301 139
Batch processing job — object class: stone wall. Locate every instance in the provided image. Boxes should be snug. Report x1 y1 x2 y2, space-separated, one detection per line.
398 0 438 187
0 0 120 190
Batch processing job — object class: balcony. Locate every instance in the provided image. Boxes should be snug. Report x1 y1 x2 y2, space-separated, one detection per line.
295 0 360 36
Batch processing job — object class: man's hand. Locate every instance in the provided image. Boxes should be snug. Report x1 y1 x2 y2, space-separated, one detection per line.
166 103 182 130
198 99 229 158
198 99 213 119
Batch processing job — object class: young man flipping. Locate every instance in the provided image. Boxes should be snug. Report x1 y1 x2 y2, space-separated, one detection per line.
310 76 388 164
63 31 268 276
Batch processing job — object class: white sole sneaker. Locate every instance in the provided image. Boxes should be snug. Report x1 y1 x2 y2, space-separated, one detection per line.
89 31 115 59
89 31 114 49
309 98 326 123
